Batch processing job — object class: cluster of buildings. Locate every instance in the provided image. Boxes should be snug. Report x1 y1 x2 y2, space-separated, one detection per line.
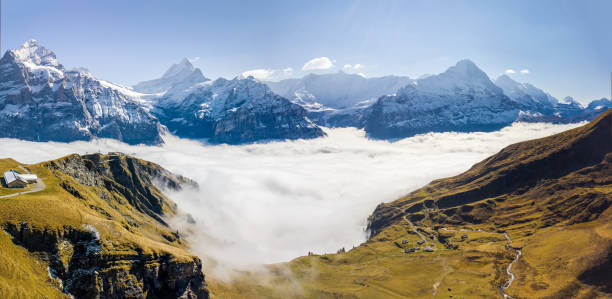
3 169 38 188
401 239 436 254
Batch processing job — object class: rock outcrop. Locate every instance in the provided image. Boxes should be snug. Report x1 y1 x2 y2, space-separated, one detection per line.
0 153 209 298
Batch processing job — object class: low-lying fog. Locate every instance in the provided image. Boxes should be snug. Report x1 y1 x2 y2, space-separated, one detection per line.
0 123 581 276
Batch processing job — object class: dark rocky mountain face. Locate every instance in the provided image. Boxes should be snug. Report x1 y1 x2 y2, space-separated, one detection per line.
151 75 326 144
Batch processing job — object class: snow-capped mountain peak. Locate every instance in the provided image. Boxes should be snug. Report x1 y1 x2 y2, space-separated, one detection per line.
414 59 496 94
365 59 520 139
451 59 484 74
133 58 207 94
0 40 166 145
10 39 62 69
494 74 517 86
162 58 195 78
494 74 558 112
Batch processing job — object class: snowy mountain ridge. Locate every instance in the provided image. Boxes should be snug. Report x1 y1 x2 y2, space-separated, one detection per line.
136 62 325 144
0 40 165 144
364 59 522 138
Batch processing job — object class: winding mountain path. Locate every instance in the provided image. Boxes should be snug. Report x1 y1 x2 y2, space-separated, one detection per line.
0 179 45 199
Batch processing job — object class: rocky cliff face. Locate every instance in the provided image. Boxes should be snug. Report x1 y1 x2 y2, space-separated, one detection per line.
5 223 208 299
0 153 209 298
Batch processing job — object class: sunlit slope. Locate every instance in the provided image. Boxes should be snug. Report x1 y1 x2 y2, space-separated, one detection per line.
210 109 611 298
0 153 208 298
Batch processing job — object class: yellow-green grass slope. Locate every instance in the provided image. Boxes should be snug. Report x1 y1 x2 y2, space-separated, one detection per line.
0 153 207 298
210 109 612 298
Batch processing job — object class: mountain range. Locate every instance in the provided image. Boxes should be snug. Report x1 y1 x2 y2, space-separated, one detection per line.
136 62 325 144
1 40 610 145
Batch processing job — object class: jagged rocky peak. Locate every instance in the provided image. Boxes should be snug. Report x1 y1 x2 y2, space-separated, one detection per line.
8 39 62 68
414 59 498 93
448 59 485 75
440 59 490 81
163 58 196 77
133 58 208 94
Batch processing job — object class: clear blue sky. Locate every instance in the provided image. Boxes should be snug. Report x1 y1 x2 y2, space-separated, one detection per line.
2 0 611 103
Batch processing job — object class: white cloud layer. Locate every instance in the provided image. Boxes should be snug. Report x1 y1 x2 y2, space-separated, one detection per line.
520 69 530 74
241 68 276 80
302 57 334 70
241 67 293 80
0 122 582 276
504 69 516 74
343 63 364 70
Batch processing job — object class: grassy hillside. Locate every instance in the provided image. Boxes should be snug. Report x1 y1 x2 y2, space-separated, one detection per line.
210 109 612 298
0 153 208 298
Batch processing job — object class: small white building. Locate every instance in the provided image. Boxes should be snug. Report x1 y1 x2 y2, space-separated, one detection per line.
18 173 38 183
3 169 37 188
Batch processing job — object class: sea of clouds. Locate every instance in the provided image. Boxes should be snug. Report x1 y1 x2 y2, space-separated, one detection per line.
0 122 582 276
